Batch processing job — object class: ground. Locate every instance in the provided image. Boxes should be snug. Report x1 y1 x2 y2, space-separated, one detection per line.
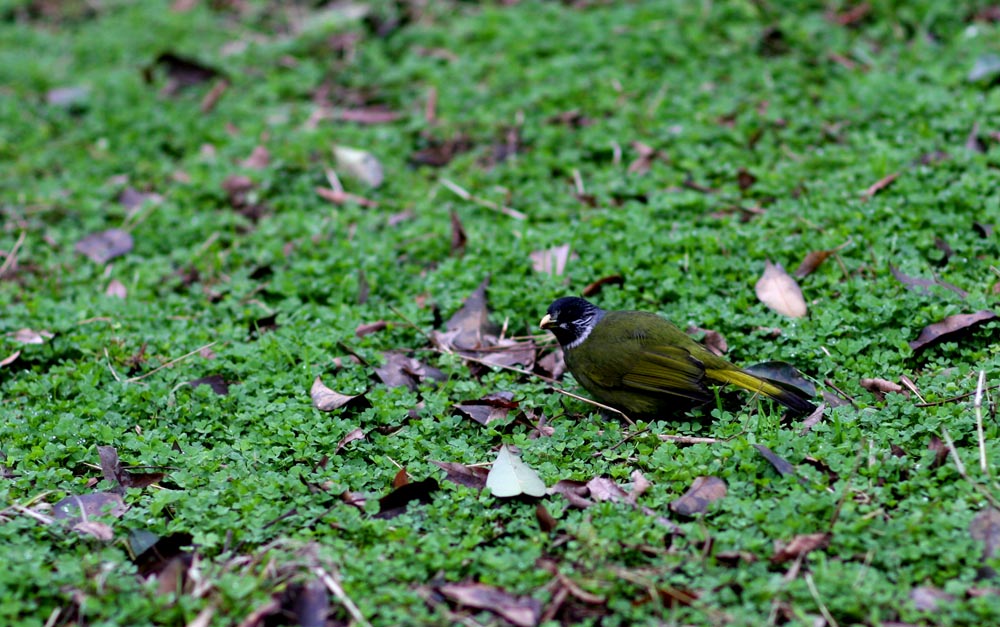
2 1 1000 625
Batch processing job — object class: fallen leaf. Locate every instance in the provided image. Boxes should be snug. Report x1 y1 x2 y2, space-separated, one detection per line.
736 167 757 191
669 476 727 516
11 328 53 344
97 446 165 491
910 586 954 612
376 478 438 519
431 461 489 490
586 476 629 502
73 520 114 541
374 352 446 390
454 391 519 425
536 503 558 532
860 377 904 401
531 244 571 276
409 134 473 167
486 445 546 498
770 532 831 563
333 145 384 188
909 311 997 352
829 2 871 26
53 492 127 523
392 467 409 488
105 279 127 299
754 444 796 477
628 470 652 503
581 274 625 297
861 172 899 200
46 85 90 108
755 261 807 318
686 326 728 356
188 375 231 396
798 403 828 435
242 145 270 170
75 229 134 264
310 376 368 412
794 250 834 278
928 436 949 470
535 349 565 380
974 222 994 238
437 277 498 351
355 320 388 337
145 52 222 96
0 351 20 367
334 428 366 454
547 479 592 509
970 507 1000 561
889 264 967 298
450 209 467 256
438 582 542 627
117 187 162 212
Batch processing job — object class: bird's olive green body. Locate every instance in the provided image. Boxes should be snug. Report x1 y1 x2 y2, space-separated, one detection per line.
561 310 810 417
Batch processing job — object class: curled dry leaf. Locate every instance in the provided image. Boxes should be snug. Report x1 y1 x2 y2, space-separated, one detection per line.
860 377 904 401
531 244 571 276
753 444 796 477
334 428 366 454
669 476 727 517
438 582 542 627
242 145 270 170
755 261 807 318
794 249 833 278
770 532 831 564
969 507 1000 561
374 352 446 390
11 328 53 344
376 478 438 519
431 461 489 490
310 376 367 411
73 521 115 541
355 320 388 337
581 274 625 297
332 145 384 188
454 391 519 425
75 229 134 264
1 351 20 367
450 209 467 256
861 172 899 200
686 326 727 356
909 311 997 352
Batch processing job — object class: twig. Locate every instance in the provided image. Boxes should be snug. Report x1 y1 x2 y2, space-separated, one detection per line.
439 178 526 220
127 341 218 382
916 384 1000 407
0 230 26 276
314 566 371 627
975 370 988 475
942 427 1000 510
104 348 122 383
553 388 634 425
657 434 719 445
804 572 839 627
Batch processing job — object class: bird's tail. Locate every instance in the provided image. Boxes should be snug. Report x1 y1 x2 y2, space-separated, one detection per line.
706 368 816 414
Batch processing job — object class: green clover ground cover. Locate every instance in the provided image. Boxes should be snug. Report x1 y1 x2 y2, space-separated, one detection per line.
2 1 1000 625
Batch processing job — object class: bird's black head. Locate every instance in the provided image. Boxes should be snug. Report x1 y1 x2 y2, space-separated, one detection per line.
540 297 605 349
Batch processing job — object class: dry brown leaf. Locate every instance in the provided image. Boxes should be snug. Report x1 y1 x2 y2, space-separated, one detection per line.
669 476 727 516
355 320 388 337
188 375 230 395
335 107 402 124
392 467 409 489
794 250 834 278
310 376 367 412
334 428 366 455
536 503 558 532
581 274 625 297
770 532 831 563
890 264 967 298
910 586 954 612
686 326 728 356
531 244 571 276
860 377 904 401
242 145 270 170
754 444 796 477
970 507 1000 560
0 350 21 367
450 209 467 256
454 391 519 425
73 520 114 541
97 446 165 491
861 172 898 199
376 478 438 519
438 582 542 627
755 261 807 318
53 492 127 522
374 352 445 390
431 461 489 490
909 311 997 352
75 229 134 264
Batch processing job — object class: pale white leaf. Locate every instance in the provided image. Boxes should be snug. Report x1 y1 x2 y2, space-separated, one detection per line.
755 260 807 318
486 445 546 498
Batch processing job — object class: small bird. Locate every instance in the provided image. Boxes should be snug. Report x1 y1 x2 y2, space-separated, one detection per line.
540 297 815 418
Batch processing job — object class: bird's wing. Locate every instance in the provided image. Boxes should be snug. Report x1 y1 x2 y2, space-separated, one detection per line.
620 345 712 403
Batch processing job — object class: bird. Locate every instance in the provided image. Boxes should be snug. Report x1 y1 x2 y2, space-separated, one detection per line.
540 296 815 418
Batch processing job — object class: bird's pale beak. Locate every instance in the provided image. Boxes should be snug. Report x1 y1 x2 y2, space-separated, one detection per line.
539 314 554 330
